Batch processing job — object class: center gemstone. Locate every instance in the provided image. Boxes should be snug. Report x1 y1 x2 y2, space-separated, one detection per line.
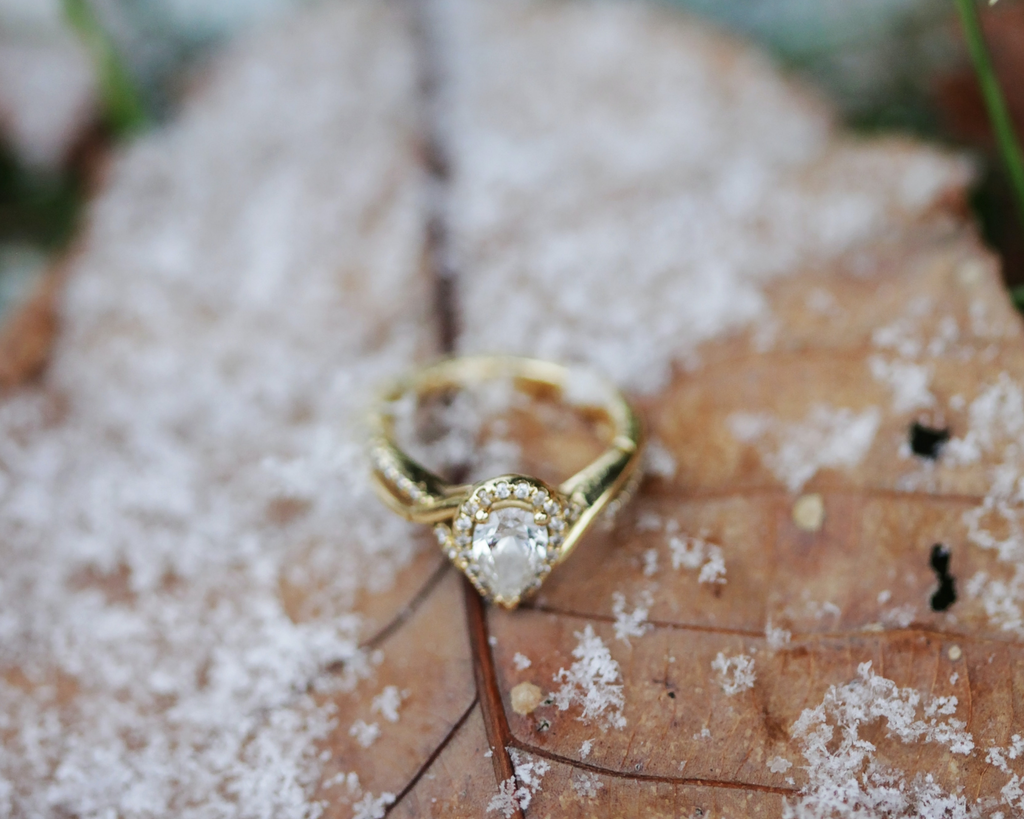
470 506 549 601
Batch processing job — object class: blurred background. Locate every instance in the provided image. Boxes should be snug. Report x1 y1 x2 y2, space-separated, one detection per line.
0 0 1020 324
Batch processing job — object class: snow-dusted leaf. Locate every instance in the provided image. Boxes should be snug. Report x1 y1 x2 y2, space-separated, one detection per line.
1 0 1022 817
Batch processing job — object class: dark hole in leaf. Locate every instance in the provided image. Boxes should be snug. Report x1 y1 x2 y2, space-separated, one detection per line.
929 544 957 611
667 691 675 699
910 422 950 459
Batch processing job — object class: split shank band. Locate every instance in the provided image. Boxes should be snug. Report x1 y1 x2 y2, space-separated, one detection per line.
368 356 645 608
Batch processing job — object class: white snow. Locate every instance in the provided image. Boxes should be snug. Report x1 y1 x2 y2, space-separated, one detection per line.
945 374 1024 468
571 771 603 798
352 791 397 819
730 404 881 492
487 749 550 816
785 662 979 818
881 604 916 629
668 533 727 584
487 779 520 818
642 548 659 577
766 619 792 649
946 375 1024 637
512 652 532 671
349 720 381 748
445 0 970 393
611 590 652 645
552 625 627 729
371 686 404 723
636 510 664 532
0 2 430 815
698 545 727 585
868 356 935 413
986 735 1024 815
390 378 524 484
711 651 756 696
316 771 393 818
643 438 678 479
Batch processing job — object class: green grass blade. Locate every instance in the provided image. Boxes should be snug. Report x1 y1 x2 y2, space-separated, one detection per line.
62 0 148 136
954 0 1024 229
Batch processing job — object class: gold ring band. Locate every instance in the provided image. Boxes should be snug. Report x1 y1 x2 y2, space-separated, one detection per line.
368 356 645 608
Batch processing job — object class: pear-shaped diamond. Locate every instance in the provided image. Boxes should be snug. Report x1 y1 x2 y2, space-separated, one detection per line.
470 507 548 601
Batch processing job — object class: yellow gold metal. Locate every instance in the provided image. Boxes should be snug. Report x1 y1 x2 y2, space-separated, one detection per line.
368 355 645 609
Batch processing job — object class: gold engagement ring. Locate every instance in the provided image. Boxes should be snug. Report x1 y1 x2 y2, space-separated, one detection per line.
368 356 645 608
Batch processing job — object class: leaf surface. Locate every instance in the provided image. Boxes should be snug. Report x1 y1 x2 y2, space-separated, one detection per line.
1 1 1022 818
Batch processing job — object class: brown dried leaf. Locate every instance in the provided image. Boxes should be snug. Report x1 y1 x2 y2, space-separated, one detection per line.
2 0 1023 818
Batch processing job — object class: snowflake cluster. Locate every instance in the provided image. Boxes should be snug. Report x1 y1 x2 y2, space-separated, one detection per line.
786 662 977 818
486 748 550 817
551 625 627 729
711 651 756 696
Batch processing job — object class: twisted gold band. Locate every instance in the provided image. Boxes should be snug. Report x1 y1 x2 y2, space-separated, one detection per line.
368 356 645 608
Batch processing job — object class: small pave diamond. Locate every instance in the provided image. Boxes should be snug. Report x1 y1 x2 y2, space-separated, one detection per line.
532 490 548 507
469 507 549 601
514 483 531 499
495 482 511 499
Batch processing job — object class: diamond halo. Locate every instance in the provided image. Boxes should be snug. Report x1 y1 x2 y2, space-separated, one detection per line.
434 475 575 608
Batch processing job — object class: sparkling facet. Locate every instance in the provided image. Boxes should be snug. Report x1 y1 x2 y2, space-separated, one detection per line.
469 507 549 601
